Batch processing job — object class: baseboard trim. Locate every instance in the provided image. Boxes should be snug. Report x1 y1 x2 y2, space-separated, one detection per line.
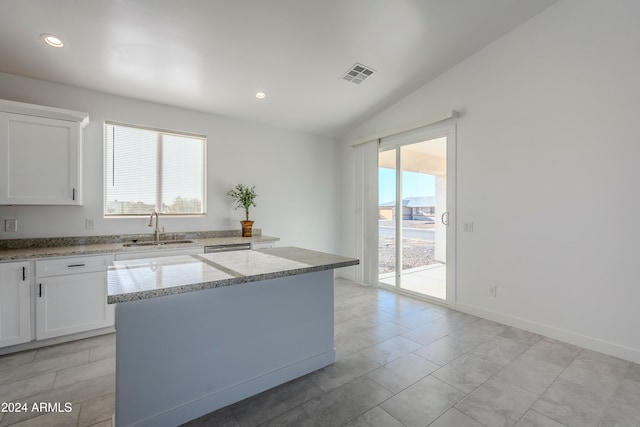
336 271 357 282
0 327 115 356
456 302 640 364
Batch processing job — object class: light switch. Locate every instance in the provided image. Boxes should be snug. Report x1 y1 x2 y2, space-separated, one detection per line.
85 218 95 230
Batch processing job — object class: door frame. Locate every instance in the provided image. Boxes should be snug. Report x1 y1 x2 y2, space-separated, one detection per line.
377 121 457 306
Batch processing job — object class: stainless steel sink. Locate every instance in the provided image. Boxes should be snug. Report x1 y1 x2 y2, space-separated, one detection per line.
123 240 195 247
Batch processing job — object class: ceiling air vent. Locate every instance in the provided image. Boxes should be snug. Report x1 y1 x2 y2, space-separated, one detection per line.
342 63 375 84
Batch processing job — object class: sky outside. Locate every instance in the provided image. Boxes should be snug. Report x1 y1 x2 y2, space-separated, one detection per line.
378 168 435 204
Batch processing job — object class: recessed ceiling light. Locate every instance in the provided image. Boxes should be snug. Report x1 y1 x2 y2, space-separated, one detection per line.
255 92 266 99
40 33 64 48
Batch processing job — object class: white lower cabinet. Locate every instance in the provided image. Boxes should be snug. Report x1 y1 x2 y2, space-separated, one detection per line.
35 255 114 340
0 262 31 347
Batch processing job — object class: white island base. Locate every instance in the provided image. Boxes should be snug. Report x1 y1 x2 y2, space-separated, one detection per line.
114 269 335 427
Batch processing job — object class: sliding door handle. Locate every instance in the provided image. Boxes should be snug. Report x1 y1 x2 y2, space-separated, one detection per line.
441 211 449 226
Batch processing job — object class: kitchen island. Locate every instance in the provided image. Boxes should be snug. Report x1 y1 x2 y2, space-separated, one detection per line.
107 247 358 427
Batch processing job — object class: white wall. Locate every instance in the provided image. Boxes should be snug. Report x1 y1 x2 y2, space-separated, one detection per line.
0 73 341 253
340 0 640 362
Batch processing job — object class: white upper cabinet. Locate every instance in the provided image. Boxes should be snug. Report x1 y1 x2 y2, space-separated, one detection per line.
0 99 89 205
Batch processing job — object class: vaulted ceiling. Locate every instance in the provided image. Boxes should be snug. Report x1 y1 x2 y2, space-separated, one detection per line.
0 0 560 137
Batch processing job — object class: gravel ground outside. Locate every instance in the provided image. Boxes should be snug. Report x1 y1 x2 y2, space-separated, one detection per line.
378 220 437 274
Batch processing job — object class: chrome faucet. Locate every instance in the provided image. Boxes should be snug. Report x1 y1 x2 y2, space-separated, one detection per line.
148 211 161 241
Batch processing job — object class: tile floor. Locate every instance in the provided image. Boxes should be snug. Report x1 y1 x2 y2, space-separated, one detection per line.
1 278 639 426
0 333 115 426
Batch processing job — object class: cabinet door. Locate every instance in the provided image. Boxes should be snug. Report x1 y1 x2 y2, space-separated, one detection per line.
0 262 31 347
0 112 81 205
36 271 114 340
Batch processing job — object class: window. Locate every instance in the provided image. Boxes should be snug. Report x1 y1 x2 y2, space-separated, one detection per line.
104 122 206 216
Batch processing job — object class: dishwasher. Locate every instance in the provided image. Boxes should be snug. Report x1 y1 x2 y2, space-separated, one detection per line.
204 243 251 253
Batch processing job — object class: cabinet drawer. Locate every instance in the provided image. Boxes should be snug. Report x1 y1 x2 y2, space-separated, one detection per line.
36 255 112 277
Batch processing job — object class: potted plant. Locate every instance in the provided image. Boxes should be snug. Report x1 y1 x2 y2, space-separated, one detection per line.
227 184 258 237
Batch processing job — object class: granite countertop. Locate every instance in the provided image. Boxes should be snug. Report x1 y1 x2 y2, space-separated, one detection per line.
0 230 279 262
107 246 359 304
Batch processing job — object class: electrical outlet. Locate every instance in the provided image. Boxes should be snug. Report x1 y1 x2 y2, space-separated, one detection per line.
489 285 497 297
463 222 474 232
85 218 95 230
5 219 17 232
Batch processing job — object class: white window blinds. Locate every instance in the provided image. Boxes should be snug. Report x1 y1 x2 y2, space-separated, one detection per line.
104 122 206 216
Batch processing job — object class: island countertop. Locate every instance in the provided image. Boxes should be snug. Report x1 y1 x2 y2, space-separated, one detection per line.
107 246 359 304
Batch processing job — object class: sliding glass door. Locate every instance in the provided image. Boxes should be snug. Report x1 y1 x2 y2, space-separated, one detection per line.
378 133 452 303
